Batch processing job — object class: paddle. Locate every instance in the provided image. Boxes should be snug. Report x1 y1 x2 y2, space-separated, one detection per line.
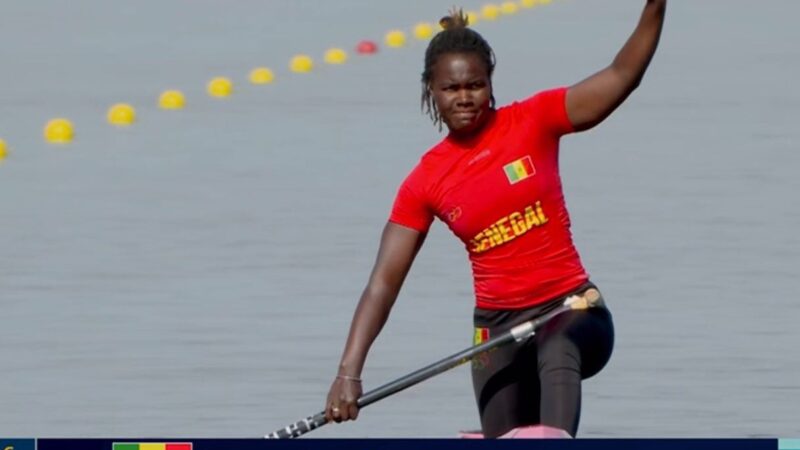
265 288 601 439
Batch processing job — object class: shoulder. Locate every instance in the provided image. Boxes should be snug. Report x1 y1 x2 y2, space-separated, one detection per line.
501 87 574 135
419 139 452 164
406 139 452 180
505 87 569 116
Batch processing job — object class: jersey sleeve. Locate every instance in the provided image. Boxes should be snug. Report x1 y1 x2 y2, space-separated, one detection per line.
388 166 435 233
517 87 575 137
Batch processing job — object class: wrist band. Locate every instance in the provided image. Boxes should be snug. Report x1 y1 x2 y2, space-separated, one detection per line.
337 374 362 382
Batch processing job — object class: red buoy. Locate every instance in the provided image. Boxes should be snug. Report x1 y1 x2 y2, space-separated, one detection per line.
356 40 378 55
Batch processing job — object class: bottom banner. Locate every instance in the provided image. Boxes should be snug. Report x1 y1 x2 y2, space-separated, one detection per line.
20 438 781 450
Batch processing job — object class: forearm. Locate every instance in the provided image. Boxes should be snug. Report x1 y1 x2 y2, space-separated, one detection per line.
611 0 666 86
336 222 424 378
565 0 666 130
337 282 399 377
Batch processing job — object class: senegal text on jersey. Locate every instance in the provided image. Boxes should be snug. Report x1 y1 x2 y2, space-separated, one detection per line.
469 201 549 254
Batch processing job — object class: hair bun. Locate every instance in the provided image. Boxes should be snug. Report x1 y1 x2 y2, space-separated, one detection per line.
439 16 455 30
439 8 469 30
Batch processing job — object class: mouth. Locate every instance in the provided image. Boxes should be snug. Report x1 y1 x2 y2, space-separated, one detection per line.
453 110 478 121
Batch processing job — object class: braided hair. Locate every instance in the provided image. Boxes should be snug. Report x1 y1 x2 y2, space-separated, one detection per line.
421 8 497 130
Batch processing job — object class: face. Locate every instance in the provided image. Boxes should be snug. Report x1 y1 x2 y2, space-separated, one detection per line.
429 52 493 137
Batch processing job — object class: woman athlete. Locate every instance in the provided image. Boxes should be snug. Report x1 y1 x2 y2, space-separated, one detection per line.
325 0 666 437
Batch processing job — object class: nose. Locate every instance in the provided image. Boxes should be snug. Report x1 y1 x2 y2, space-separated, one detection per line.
456 88 473 106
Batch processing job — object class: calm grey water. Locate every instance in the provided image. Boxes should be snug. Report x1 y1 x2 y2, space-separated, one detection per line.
1 0 799 438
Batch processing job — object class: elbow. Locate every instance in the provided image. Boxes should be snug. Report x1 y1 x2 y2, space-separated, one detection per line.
610 62 647 94
619 68 645 95
630 76 643 92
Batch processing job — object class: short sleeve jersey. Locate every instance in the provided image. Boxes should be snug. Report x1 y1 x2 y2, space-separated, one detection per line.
389 87 588 310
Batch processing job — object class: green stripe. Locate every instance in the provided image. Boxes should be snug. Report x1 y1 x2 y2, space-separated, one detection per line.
504 164 519 182
114 444 139 450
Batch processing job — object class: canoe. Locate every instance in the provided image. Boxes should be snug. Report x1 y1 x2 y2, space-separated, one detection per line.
459 425 572 439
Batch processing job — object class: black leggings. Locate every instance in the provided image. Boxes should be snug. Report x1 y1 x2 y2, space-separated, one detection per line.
471 283 614 438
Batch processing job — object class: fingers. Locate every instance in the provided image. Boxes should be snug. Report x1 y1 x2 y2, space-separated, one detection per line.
325 392 341 423
327 401 359 422
348 402 360 420
329 404 344 423
325 378 362 423
324 404 334 423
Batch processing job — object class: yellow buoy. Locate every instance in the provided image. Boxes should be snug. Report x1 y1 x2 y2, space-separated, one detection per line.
519 0 538 8
481 4 501 21
324 48 348 64
413 22 434 40
500 1 519 14
107 103 136 126
44 118 74 144
208 77 233 98
0 138 7 160
384 30 407 48
290 54 314 73
466 10 481 25
159 90 186 109
249 67 275 84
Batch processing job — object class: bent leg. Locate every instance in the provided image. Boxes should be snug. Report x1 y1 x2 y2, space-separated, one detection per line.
535 307 614 436
471 340 540 438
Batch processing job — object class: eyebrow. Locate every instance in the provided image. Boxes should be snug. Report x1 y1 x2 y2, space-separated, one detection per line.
438 77 486 85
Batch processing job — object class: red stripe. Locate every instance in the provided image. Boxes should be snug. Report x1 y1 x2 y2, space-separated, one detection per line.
166 444 192 450
520 156 535 176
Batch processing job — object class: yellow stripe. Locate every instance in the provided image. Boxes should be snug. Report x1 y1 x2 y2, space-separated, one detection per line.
140 444 166 450
513 161 528 179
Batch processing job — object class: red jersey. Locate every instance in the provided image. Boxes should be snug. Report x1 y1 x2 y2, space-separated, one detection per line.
389 87 588 310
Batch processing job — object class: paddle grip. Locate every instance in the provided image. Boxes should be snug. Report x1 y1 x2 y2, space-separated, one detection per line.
265 411 327 439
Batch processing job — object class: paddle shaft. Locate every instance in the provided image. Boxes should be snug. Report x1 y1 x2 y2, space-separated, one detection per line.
265 289 599 439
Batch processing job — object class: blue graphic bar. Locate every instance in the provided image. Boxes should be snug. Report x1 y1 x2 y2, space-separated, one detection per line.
0 439 35 450
780 439 800 449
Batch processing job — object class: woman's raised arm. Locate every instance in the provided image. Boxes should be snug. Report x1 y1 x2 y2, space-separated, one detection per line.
565 0 666 131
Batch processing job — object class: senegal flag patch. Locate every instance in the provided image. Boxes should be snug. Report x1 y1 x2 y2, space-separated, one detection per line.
503 155 536 184
473 327 490 345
